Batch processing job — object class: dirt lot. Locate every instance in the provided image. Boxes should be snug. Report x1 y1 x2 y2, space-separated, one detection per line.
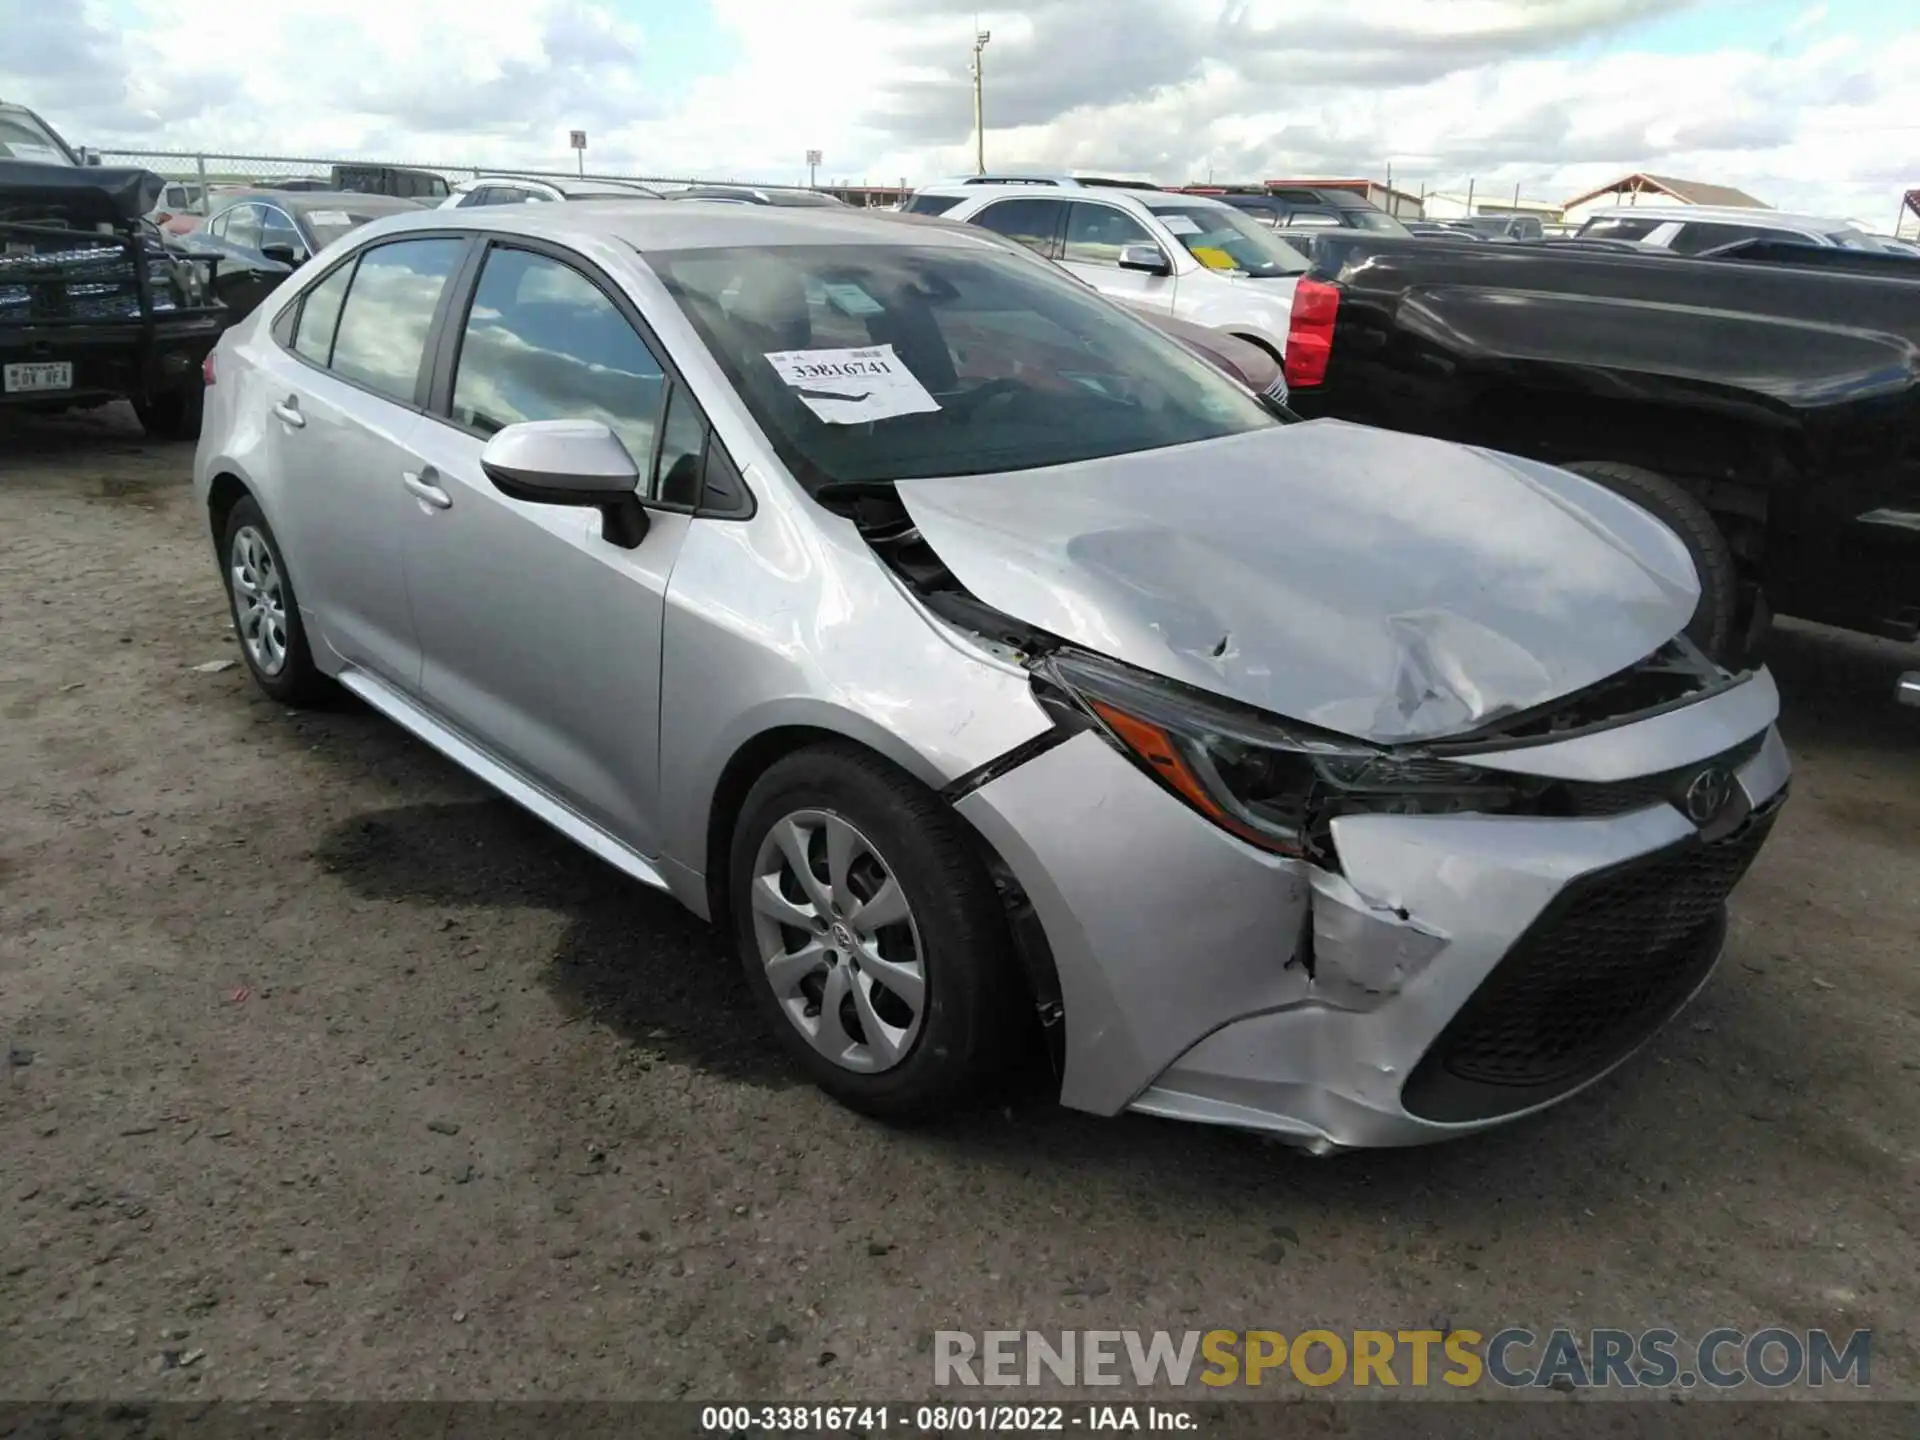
2 405 1918 1406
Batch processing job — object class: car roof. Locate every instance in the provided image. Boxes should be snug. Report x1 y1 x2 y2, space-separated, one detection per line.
934 184 1228 216
357 199 998 253
922 172 1159 190
1582 204 1856 231
216 189 420 213
669 185 844 206
463 175 658 196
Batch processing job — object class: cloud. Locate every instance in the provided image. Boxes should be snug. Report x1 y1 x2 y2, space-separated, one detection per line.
1 0 1914 223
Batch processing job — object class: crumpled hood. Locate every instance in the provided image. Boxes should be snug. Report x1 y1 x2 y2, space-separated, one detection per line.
893 420 1700 743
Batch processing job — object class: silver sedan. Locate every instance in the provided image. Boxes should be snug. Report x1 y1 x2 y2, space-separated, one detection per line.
193 201 1788 1150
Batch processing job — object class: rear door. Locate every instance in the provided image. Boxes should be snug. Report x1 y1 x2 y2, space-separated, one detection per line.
257 234 472 688
1060 200 1176 311
398 238 697 854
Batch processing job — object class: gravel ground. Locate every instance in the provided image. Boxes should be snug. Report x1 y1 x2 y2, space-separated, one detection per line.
2 405 1918 1408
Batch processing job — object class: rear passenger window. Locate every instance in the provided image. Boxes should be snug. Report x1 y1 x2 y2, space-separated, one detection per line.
1669 222 1772 255
449 246 667 468
328 238 465 403
1580 217 1660 242
971 198 1063 257
292 260 355 365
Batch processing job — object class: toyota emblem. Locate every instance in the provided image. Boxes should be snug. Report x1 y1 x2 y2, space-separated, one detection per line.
1683 765 1735 825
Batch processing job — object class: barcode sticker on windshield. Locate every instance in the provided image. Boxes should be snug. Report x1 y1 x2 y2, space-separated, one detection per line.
1159 214 1202 235
305 211 353 227
764 344 941 425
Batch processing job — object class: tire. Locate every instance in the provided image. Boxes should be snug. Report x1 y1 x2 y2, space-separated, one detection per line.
728 742 1022 1120
219 496 330 706
1564 460 1740 664
134 378 204 441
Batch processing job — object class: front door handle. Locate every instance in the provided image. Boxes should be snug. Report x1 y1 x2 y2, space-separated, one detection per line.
402 467 452 510
271 398 305 428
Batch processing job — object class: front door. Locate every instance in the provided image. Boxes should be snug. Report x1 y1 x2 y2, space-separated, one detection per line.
400 242 696 856
1059 200 1177 312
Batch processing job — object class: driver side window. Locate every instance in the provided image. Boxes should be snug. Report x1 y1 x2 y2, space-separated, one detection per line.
449 246 668 470
260 206 305 259
1062 203 1156 266
224 205 263 249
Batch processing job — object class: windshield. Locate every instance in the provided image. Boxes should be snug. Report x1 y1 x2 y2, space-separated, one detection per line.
1342 208 1410 234
0 109 75 166
652 243 1275 491
1142 204 1310 277
1827 229 1873 250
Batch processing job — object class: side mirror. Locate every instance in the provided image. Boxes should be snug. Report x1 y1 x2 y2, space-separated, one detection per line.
480 420 649 548
260 243 305 268
1118 243 1171 276
80 148 103 166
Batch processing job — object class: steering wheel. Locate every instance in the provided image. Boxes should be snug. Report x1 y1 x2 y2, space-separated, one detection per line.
943 377 1026 422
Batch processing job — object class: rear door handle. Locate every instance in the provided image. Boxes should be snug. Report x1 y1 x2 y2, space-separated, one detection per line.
271 399 305 428
403 467 452 510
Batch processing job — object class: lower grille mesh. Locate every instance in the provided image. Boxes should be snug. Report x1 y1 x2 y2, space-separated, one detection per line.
1403 807 1777 1122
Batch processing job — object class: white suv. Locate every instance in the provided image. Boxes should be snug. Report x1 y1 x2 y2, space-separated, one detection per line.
933 184 1306 360
1576 204 1877 255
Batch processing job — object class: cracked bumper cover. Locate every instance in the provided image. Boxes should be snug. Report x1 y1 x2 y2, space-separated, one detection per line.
953 672 1788 1151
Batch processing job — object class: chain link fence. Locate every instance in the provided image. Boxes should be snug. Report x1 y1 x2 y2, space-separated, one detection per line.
94 149 912 211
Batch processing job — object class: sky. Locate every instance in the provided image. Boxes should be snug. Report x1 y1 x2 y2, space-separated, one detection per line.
2 0 1915 226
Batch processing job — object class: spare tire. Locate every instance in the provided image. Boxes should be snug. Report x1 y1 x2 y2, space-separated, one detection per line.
1564 460 1739 664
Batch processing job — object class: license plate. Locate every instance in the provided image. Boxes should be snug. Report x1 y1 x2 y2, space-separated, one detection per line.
4 361 73 394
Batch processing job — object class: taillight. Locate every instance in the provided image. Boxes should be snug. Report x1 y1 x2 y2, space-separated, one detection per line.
202 353 216 386
1283 278 1340 389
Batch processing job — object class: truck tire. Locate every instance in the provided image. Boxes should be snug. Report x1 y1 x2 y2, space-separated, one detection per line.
134 380 205 442
1565 460 1739 664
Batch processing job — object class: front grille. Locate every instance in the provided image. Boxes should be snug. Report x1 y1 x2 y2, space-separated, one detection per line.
1402 804 1777 1123
1552 732 1767 818
0 237 174 325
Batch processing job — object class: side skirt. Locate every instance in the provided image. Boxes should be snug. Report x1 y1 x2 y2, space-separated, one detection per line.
335 666 671 894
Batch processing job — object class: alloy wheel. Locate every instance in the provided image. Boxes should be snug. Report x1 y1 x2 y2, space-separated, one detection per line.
229 525 288 676
749 809 926 1073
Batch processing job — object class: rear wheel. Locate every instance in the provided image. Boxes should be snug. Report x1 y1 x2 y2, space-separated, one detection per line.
220 496 330 706
1565 460 1741 664
728 743 1021 1120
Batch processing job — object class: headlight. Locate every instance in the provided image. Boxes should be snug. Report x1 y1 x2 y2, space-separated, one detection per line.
1041 650 1546 858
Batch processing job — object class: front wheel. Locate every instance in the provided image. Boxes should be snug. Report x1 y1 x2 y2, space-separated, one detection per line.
728 743 1022 1120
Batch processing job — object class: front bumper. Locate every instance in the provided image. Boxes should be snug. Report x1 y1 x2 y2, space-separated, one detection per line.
954 671 1789 1151
1 317 221 407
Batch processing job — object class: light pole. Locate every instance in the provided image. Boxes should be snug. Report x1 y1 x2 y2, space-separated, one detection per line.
970 29 991 176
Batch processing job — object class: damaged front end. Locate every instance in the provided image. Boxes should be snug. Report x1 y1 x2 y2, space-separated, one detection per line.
1 159 225 414
841 482 1786 1151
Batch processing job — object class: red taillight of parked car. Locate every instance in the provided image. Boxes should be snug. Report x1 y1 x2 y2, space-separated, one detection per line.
202 353 216 386
1283 278 1341 389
